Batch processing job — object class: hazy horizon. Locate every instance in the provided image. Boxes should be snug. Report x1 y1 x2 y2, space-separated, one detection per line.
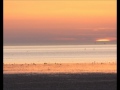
3 41 116 46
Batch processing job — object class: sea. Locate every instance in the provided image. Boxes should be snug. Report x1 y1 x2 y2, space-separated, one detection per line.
3 44 116 64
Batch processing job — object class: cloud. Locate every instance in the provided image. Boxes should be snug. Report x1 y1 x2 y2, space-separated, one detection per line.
93 27 116 31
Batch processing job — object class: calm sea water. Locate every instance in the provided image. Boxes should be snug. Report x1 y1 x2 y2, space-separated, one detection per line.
3 45 116 64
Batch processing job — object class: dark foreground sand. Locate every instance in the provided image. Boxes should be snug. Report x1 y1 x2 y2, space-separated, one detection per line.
4 73 116 90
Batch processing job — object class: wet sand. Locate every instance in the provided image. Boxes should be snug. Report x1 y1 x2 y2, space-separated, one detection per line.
4 73 116 90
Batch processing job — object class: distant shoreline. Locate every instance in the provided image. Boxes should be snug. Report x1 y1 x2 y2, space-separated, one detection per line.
3 44 116 46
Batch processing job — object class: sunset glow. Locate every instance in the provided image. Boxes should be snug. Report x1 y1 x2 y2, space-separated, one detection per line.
4 0 116 45
3 1 117 89
3 2 117 89
96 39 110 42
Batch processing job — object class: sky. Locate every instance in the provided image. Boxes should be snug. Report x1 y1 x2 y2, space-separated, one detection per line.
4 0 116 45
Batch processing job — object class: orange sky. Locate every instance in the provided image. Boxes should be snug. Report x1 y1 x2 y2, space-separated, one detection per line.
4 0 116 45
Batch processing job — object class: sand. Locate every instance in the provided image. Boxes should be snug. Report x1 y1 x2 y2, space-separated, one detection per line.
4 63 117 90
3 63 117 74
4 73 117 90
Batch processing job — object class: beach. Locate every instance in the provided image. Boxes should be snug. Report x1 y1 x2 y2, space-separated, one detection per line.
4 73 116 90
3 61 117 90
3 63 116 74
3 63 117 90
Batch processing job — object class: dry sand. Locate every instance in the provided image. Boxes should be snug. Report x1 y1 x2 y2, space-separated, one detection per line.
3 62 117 74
